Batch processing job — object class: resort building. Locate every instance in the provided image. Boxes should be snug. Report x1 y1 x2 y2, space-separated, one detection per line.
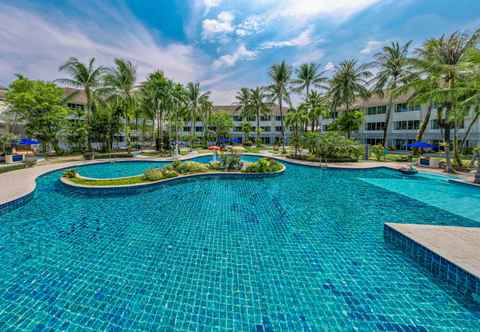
318 94 480 150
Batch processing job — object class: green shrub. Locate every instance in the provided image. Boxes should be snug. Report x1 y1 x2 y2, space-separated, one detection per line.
315 132 362 162
208 161 222 170
172 161 208 174
221 153 241 171
371 145 385 161
23 159 37 168
244 158 282 173
144 168 178 181
0 163 25 174
63 169 77 178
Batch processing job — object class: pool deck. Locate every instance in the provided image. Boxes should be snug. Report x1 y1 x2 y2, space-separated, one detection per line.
385 223 480 279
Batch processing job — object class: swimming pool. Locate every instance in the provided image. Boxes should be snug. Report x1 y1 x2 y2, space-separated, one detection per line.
75 155 261 178
0 162 479 331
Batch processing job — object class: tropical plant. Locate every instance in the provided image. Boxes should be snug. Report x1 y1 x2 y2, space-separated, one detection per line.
244 158 282 173
372 41 412 147
240 121 253 144
199 95 214 147
57 57 107 150
250 87 271 146
102 58 138 148
329 110 364 136
371 144 385 161
187 82 210 148
315 131 362 161
304 91 328 131
268 61 292 152
285 107 308 158
6 77 69 154
208 111 233 144
292 63 328 98
327 59 372 138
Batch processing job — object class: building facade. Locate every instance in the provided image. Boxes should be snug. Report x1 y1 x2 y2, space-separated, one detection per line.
318 94 480 150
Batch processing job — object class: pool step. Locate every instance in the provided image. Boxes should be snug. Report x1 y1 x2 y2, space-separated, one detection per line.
384 223 480 303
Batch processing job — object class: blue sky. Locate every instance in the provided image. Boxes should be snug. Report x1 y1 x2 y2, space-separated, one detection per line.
0 0 479 103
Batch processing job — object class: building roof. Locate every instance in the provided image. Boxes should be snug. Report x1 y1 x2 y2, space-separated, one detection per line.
63 87 88 105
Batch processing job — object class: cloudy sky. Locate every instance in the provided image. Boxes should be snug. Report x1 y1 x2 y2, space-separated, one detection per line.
0 0 479 103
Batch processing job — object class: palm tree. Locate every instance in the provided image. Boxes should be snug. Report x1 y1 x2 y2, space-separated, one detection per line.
186 82 210 149
268 61 292 152
199 95 214 146
249 87 271 146
292 63 328 99
327 59 372 138
423 29 480 171
285 107 308 158
170 83 189 156
103 58 137 149
305 90 328 131
372 41 412 147
57 57 107 150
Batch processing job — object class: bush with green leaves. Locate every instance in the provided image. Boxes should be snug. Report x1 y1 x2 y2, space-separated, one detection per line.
244 158 283 173
371 144 385 161
169 161 208 174
315 132 362 162
221 153 241 171
208 161 222 170
63 169 77 178
144 168 178 181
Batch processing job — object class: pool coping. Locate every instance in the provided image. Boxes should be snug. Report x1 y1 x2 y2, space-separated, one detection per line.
384 223 480 302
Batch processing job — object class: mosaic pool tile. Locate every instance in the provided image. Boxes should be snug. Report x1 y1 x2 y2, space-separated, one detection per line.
0 162 479 331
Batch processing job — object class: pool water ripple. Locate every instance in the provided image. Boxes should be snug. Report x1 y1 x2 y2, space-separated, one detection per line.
0 161 479 331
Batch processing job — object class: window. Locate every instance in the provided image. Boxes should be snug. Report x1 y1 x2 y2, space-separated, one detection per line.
366 105 387 115
260 115 271 121
195 126 203 132
367 138 383 145
233 127 242 132
275 115 283 121
365 122 385 131
431 119 440 129
275 126 282 132
247 116 256 121
394 120 419 130
261 126 271 132
395 103 421 112
183 126 191 132
232 115 242 121
67 103 84 110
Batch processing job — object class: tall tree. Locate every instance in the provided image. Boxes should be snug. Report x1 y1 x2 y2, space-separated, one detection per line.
199 95 214 146
372 41 412 147
186 82 210 149
103 58 137 149
327 59 372 138
285 107 308 158
57 57 107 151
422 29 480 171
268 61 292 152
304 90 328 131
292 63 328 98
250 87 271 146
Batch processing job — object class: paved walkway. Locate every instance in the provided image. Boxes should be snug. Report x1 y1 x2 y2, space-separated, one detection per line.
386 223 480 278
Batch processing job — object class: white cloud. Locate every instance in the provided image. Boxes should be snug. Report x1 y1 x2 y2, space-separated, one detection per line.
235 15 265 37
360 40 384 54
203 0 222 14
268 0 382 22
213 44 257 68
0 3 207 85
293 48 325 65
202 11 235 39
324 62 335 71
261 28 314 49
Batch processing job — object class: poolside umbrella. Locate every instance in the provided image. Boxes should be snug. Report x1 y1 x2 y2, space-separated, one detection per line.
18 138 40 145
405 141 438 149
208 146 222 161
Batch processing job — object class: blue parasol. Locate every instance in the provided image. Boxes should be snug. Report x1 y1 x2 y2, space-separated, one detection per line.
405 141 438 149
18 138 40 145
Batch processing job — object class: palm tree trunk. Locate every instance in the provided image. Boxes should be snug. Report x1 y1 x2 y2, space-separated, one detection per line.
383 95 394 148
414 101 433 155
256 108 260 146
461 108 479 153
280 98 285 153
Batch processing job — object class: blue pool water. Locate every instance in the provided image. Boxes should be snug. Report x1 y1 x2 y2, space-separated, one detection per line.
0 162 479 331
76 155 261 178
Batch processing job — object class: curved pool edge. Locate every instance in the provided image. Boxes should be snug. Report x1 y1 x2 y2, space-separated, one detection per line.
59 164 286 193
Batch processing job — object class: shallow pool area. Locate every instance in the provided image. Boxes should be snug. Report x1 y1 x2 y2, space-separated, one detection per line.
0 162 479 331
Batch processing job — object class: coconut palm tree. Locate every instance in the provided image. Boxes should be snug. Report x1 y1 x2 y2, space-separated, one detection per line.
199 95 214 146
285 107 308 158
292 63 328 99
186 82 210 149
249 87 271 146
423 29 480 171
327 59 372 138
305 90 328 131
57 57 107 150
170 83 189 156
103 58 137 149
268 61 292 152
372 41 412 147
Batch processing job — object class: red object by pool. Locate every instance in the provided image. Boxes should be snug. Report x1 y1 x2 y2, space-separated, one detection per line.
208 146 222 151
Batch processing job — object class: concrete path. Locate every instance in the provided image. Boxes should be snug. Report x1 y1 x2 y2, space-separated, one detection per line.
386 223 480 278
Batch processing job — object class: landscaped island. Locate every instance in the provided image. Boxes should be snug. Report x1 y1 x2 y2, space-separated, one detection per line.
61 156 285 188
